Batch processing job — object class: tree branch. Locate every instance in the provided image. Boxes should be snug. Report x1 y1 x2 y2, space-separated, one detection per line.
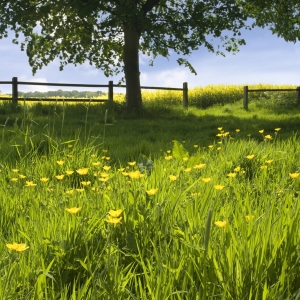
141 0 160 16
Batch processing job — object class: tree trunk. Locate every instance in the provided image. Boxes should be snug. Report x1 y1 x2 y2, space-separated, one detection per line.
123 26 142 109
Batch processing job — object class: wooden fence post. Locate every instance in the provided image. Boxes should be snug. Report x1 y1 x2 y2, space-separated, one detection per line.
297 86 300 105
12 77 18 105
108 80 113 104
183 82 188 109
243 86 248 110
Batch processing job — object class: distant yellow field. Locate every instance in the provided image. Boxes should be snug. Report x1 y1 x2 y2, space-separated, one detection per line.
0 84 297 107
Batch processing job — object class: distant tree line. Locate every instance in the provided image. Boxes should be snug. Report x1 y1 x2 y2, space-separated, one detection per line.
18 89 107 98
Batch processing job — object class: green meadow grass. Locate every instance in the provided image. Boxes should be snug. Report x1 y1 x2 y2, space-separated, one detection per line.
0 85 300 299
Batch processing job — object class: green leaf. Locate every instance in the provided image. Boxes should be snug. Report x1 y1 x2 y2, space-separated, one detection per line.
172 140 189 159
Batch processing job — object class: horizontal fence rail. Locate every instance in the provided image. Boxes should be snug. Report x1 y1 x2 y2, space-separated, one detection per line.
243 85 300 110
0 77 189 108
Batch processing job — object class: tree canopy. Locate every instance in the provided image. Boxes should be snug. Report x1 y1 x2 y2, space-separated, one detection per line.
0 1 297 109
239 0 300 43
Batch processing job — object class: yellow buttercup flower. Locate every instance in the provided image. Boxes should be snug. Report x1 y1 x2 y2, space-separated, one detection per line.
236 129 240 132
25 181 37 187
218 127 223 131
90 154 96 158
66 170 74 175
208 145 214 149
169 175 178 181
81 181 91 186
184 168 192 172
56 160 64 165
289 173 300 179
55 174 65 180
265 135 273 140
6 242 29 252
217 147 221 151
166 150 171 154
76 168 89 175
102 149 108 153
99 177 109 182
12 169 19 173
40 177 49 182
66 189 74 194
193 163 206 169
19 174 26 179
182 157 189 162
265 160 273 164
66 207 82 214
214 185 225 190
246 215 254 221
259 129 264 134
227 173 236 178
275 128 281 131
11 178 18 182
106 216 122 224
76 188 85 192
108 209 123 218
100 172 109 177
246 154 255 160
146 188 158 196
234 166 241 172
165 156 173 160
103 166 111 171
128 171 144 179
128 161 136 166
194 145 199 148
202 177 211 183
260 165 268 169
92 162 101 166
214 221 227 228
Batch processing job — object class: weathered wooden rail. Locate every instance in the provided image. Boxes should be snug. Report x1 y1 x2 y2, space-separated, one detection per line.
243 86 300 110
0 77 189 108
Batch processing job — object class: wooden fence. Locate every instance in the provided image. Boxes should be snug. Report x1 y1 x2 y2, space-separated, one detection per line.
243 85 300 110
0 77 189 108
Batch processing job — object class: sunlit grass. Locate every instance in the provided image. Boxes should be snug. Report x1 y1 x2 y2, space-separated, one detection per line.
0 84 300 298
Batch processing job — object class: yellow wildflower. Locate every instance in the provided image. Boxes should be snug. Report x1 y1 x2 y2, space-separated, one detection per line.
218 127 223 131
11 178 18 182
275 128 281 131
236 129 240 132
202 177 211 183
66 207 82 214
66 189 74 194
6 242 29 252
265 135 273 140
246 215 254 221
25 181 37 187
214 221 227 228
214 185 225 190
66 170 74 175
259 129 264 134
19 174 26 179
146 188 158 196
108 209 123 218
128 161 136 166
266 160 273 164
289 173 300 179
193 163 206 169
165 156 173 160
56 160 64 165
246 154 255 160
76 168 89 175
81 181 91 186
92 162 101 166
76 188 85 192
227 173 236 178
106 216 122 224
103 166 111 171
55 174 65 180
169 175 178 181
185 168 192 172
40 177 49 182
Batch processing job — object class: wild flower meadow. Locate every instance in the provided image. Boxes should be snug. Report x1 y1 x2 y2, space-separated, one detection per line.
0 85 300 299
1 123 300 299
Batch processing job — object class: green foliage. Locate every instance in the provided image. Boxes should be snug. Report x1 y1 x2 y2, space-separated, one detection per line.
239 0 300 42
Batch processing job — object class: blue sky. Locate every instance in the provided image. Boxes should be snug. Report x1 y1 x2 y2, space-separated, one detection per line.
0 26 299 94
